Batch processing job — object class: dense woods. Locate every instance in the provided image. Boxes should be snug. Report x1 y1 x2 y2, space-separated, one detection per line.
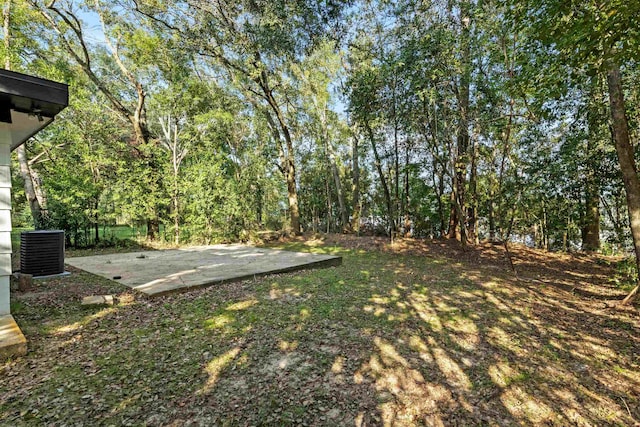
2 0 640 294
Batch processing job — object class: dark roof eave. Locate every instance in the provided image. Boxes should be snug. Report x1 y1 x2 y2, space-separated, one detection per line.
0 69 69 149
0 69 68 108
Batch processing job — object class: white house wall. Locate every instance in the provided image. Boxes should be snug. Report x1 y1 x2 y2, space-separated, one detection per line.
0 130 11 315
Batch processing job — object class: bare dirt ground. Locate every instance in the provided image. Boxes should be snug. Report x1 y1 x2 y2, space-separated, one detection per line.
1 234 638 426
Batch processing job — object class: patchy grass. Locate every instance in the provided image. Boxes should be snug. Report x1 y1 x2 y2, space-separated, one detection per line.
1 235 639 426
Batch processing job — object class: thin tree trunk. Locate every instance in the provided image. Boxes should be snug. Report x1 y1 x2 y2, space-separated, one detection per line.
422 93 448 236
606 62 640 305
543 201 549 250
488 190 496 243
311 207 317 233
325 176 331 233
173 168 179 245
468 135 478 244
434 166 446 236
351 131 361 233
160 117 185 245
582 172 601 251
172 124 180 245
17 146 47 227
392 70 400 235
431 162 439 233
403 140 410 237
453 156 467 243
326 137 348 231
30 166 47 210
582 81 601 252
257 69 301 234
255 181 263 226
146 219 159 239
365 121 395 235
285 156 301 234
452 0 472 246
447 190 459 239
601 195 625 245
94 200 99 243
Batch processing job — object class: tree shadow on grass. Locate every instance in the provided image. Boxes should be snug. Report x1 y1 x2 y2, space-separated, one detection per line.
1 241 638 426
356 260 639 425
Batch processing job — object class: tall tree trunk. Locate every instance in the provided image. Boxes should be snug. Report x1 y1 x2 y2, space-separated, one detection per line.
365 121 395 235
160 117 185 245
133 91 160 241
351 131 361 233
285 155 301 234
488 189 496 243
17 146 47 228
325 130 349 232
433 163 446 236
468 135 478 244
606 62 640 304
453 152 468 243
172 167 179 245
543 200 549 251
146 219 159 239
403 140 410 237
392 70 400 236
582 81 601 252
422 93 447 236
582 164 601 252
601 194 625 245
329 151 348 232
447 190 459 239
452 1 471 246
258 72 301 234
325 176 332 233
262 107 300 234
94 200 99 243
255 181 263 226
580 196 600 251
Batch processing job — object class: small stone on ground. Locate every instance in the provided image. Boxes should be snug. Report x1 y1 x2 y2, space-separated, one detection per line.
81 295 114 306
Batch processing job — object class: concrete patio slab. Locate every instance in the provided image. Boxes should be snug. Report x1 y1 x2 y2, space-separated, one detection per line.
66 245 342 297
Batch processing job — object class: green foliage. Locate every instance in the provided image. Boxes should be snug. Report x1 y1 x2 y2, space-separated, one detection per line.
2 0 637 255
612 256 638 291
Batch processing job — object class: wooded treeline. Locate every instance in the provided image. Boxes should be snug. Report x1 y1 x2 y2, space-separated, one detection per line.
2 0 639 267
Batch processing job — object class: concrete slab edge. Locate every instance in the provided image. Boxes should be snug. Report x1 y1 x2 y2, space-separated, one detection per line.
32 271 71 280
143 255 342 298
0 315 27 360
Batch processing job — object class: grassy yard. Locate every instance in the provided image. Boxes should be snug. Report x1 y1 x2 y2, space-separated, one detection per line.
1 235 638 425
